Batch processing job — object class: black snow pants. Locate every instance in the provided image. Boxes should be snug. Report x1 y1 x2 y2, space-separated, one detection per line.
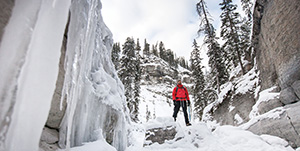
173 101 189 124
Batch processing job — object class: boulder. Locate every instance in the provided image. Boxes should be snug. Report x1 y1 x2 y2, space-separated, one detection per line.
144 125 177 146
39 127 59 151
40 127 59 144
248 102 300 148
257 98 283 115
291 80 300 99
279 87 299 105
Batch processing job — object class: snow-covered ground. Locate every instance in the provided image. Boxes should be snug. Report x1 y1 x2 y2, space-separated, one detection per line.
138 84 174 123
69 81 297 151
71 117 295 151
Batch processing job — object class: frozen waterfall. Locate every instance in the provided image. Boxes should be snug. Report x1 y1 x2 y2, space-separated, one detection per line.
0 0 129 151
59 0 128 150
0 0 71 150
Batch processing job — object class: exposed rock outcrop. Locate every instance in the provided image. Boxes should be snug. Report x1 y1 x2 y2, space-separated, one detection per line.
211 92 256 126
248 102 300 148
144 125 177 146
255 0 300 91
141 56 192 85
247 0 300 148
0 0 14 42
206 0 300 148
39 21 68 151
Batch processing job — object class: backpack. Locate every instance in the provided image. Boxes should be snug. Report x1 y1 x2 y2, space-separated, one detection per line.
175 86 187 98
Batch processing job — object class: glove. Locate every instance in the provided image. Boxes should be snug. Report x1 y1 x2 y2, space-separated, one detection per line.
187 100 191 106
173 100 176 106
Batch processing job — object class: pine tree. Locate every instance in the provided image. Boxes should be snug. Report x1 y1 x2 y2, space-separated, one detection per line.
165 49 176 66
146 105 151 122
143 39 150 57
196 0 228 92
190 39 206 120
240 0 253 65
177 57 187 68
151 44 158 57
159 41 165 60
132 38 142 122
220 0 245 74
111 42 121 70
118 37 138 122
241 0 253 20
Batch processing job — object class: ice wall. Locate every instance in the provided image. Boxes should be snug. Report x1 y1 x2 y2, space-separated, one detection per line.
58 0 129 150
0 0 129 150
0 0 71 150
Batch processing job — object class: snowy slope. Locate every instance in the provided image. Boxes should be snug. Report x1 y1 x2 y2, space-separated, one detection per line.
63 50 298 151
138 54 193 123
125 117 294 151
139 84 173 123
60 41 296 151
74 117 295 151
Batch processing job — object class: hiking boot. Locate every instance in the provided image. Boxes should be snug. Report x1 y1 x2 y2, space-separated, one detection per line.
174 117 176 122
186 123 192 126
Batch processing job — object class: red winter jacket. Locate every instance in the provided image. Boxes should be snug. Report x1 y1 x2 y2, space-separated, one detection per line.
172 84 190 101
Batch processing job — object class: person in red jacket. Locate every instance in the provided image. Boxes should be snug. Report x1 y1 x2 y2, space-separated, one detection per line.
172 80 191 126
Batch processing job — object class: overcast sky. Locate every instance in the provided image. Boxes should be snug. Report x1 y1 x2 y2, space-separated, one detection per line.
101 0 242 65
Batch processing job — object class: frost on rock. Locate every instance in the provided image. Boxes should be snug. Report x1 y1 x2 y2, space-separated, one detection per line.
58 0 129 150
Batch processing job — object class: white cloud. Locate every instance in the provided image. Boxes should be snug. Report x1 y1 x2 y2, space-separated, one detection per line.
101 0 199 61
101 0 246 67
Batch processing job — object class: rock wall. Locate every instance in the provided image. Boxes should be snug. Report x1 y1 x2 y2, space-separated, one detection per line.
255 0 300 90
0 0 14 42
39 21 68 151
141 56 192 85
248 102 300 148
210 92 256 126
248 0 300 148
207 0 300 148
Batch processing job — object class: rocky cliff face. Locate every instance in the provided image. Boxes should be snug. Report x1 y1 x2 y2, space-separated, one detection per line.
205 0 300 148
141 55 192 86
248 0 300 148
